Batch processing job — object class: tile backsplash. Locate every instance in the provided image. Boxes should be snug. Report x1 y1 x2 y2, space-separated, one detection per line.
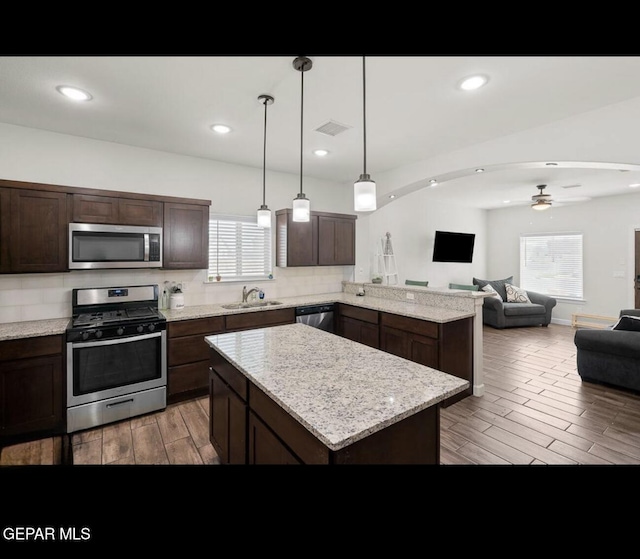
0 266 354 324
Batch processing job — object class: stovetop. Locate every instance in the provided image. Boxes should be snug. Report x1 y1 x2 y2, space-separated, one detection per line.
71 306 164 328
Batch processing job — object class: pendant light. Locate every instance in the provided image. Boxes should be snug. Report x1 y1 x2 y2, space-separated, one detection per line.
257 94 274 228
354 56 377 212
292 56 312 222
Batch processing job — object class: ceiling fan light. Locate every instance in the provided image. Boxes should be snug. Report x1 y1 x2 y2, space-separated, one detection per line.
354 174 377 212
531 200 552 211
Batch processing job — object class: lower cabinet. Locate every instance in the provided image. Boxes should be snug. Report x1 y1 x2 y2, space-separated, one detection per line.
0 335 65 445
336 304 379 348
167 316 224 404
379 312 473 406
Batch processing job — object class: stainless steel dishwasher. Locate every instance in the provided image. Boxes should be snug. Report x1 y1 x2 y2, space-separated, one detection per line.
295 304 335 333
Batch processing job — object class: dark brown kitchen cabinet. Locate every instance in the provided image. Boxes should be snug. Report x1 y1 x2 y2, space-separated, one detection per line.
163 202 209 270
72 194 162 226
225 307 295 332
209 347 248 464
0 335 65 445
167 316 224 404
318 214 356 266
0 188 68 273
336 304 379 348
275 209 356 267
379 312 472 406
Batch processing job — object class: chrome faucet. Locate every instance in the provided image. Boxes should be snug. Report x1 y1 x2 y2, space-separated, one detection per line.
242 286 261 303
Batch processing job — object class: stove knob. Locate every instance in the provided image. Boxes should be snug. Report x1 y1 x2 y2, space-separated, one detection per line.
82 331 90 341
95 330 103 339
137 325 144 333
117 327 124 336
148 323 156 332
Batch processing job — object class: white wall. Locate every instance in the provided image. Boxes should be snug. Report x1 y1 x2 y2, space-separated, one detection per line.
0 123 355 323
487 190 640 323
355 187 487 287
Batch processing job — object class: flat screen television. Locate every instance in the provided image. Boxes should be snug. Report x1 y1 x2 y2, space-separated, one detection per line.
432 230 475 263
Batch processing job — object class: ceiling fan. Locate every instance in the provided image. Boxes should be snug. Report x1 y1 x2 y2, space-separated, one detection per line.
531 184 553 211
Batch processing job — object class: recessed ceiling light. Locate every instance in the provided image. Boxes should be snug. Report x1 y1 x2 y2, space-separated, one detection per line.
503 200 510 204
56 85 92 101
313 149 329 157
211 124 231 134
475 168 485 173
388 194 396 199
458 75 488 91
630 183 640 188
545 162 558 166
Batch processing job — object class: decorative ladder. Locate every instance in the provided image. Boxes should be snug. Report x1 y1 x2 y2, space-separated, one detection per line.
378 232 398 285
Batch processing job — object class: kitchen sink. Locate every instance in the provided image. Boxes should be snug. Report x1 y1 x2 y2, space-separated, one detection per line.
221 301 283 310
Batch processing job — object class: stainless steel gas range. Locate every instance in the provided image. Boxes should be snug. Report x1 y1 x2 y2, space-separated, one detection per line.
65 284 167 433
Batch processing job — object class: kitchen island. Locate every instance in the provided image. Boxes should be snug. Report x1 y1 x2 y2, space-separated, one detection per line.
205 323 468 465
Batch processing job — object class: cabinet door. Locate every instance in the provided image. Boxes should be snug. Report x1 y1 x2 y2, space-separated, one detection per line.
163 203 209 269
118 198 162 226
72 194 119 223
209 371 247 464
9 189 68 273
0 189 10 273
379 325 410 360
248 411 301 465
276 211 318 267
408 333 439 369
318 215 355 266
225 308 295 332
338 316 379 349
0 355 64 438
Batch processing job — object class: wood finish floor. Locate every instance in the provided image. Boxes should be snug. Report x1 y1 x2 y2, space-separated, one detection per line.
2 323 640 466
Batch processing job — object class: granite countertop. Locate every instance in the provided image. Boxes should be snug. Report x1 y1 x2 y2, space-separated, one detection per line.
162 291 475 324
205 323 469 451
0 290 476 342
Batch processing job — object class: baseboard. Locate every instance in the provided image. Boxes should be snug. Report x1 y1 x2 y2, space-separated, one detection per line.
551 317 572 326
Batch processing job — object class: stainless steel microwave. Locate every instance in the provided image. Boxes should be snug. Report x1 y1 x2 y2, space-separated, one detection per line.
69 223 162 269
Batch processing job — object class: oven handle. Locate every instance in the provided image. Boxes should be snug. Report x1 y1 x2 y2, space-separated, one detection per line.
69 331 162 349
144 233 150 262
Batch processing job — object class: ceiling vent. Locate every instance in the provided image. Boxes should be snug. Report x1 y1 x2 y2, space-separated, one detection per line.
314 120 352 136
561 184 582 189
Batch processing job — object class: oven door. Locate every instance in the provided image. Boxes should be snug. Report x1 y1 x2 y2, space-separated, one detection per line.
67 331 167 407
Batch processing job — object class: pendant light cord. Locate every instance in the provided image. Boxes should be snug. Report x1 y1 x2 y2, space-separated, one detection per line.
362 55 367 176
299 68 304 195
262 98 268 206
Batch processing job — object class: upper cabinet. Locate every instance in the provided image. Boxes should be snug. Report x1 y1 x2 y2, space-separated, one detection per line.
163 202 210 270
72 194 162 226
0 188 69 273
276 209 356 267
0 179 211 274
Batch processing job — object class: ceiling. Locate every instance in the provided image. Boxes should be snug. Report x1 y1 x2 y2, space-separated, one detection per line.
2 55 640 209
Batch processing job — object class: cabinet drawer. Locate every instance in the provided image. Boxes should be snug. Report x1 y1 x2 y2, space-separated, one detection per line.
0 335 63 362
380 312 439 339
168 316 224 338
168 334 210 366
339 304 379 324
209 348 247 401
225 308 295 332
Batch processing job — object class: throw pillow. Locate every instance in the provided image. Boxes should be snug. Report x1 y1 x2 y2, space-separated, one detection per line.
505 283 531 303
612 315 640 332
472 276 513 301
449 283 479 291
482 284 502 300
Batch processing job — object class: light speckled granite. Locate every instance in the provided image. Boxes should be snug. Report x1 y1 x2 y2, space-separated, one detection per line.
343 281 489 312
205 323 469 451
162 291 474 323
0 318 70 341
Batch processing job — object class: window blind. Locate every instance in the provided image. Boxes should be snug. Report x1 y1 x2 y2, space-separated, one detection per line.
519 233 583 299
208 214 272 281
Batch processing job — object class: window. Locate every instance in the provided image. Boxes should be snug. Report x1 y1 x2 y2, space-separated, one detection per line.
520 233 583 300
208 214 272 282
